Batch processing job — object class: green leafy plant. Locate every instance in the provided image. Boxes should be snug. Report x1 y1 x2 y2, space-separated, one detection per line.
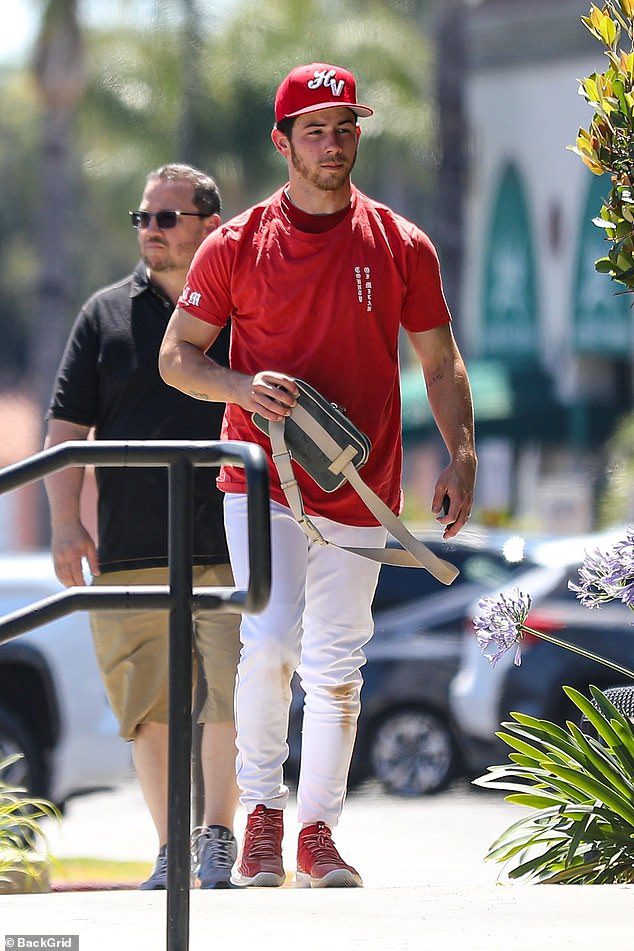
472 530 634 882
474 685 634 883
569 1 634 291
0 753 60 892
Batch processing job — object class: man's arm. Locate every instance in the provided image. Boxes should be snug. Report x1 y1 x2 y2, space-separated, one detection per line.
159 307 298 420
44 418 99 586
407 323 477 539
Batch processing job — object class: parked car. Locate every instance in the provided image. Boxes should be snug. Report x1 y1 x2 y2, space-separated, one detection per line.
0 552 131 807
287 532 538 795
449 528 633 775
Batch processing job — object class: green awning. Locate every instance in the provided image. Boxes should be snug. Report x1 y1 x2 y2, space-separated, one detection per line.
401 359 565 442
481 163 539 360
573 173 632 356
401 360 513 432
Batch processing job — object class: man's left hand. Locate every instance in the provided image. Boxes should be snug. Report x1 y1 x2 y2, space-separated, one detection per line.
431 458 476 539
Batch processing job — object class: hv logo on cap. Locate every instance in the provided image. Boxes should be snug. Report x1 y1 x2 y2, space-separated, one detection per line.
308 68 345 97
274 62 374 124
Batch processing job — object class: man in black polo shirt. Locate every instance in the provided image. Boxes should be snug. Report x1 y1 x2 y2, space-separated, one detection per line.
44 164 239 890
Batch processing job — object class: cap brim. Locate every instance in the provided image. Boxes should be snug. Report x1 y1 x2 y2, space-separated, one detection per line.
281 101 374 121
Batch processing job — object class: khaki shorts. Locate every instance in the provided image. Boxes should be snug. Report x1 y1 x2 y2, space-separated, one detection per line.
90 564 240 740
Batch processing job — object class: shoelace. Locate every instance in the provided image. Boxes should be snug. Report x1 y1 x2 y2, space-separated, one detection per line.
190 827 234 869
202 835 235 869
190 827 205 866
301 822 343 864
246 811 282 857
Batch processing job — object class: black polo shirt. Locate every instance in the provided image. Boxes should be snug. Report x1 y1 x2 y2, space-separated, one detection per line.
48 262 230 572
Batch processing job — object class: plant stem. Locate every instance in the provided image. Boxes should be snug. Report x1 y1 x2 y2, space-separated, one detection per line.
521 625 634 680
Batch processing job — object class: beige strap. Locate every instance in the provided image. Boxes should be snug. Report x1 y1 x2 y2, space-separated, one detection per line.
328 444 359 475
270 422 328 546
268 411 458 586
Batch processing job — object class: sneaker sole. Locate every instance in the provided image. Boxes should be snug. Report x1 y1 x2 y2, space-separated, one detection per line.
197 867 236 890
230 871 285 887
295 869 363 888
199 881 237 889
140 872 197 890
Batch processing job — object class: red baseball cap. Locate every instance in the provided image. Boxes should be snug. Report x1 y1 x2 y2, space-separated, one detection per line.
274 63 374 124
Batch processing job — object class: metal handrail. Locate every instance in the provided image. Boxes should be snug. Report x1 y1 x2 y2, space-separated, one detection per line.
0 440 271 951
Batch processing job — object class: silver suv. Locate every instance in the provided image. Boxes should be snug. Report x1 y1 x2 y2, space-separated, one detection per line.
0 552 131 806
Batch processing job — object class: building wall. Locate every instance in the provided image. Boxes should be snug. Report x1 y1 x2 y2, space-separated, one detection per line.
463 55 595 386
458 0 633 530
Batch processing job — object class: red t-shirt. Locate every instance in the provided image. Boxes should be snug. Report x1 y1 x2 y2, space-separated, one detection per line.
178 186 451 526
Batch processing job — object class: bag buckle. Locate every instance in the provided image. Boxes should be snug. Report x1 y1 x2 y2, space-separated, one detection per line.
298 517 329 547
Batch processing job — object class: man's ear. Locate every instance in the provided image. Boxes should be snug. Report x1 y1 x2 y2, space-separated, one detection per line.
271 127 290 156
203 213 221 236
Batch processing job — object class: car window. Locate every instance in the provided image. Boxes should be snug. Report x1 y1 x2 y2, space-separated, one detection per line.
372 547 535 612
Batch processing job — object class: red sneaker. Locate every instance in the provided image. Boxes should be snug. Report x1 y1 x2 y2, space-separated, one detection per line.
296 821 362 888
231 805 285 887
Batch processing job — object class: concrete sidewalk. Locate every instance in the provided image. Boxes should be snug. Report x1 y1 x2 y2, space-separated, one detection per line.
1 882 632 950
2 782 632 950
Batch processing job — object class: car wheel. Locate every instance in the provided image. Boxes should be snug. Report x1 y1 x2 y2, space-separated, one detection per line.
369 707 456 796
0 703 45 796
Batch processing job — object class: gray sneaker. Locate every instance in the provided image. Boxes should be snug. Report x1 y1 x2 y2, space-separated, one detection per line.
139 844 168 890
193 825 238 889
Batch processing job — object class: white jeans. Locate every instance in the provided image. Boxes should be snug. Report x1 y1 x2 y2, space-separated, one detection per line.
224 495 386 827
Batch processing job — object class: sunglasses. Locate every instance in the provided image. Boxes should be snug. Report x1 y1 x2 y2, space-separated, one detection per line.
129 209 209 230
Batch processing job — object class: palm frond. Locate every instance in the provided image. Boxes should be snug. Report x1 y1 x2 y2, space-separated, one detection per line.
475 687 634 883
0 755 60 885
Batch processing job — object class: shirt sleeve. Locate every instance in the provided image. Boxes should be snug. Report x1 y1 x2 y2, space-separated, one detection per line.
47 307 100 425
177 228 234 327
400 228 452 333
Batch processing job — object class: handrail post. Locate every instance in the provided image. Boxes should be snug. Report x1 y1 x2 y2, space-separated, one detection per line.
0 438 271 951
167 457 194 951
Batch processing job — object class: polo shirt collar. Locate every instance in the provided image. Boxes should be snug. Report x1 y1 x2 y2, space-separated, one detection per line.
129 261 174 308
130 261 152 298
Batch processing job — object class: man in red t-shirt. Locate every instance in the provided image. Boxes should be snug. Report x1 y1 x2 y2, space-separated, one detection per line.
160 62 476 888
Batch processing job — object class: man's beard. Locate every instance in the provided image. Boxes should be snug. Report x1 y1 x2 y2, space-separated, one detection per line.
142 244 176 272
289 141 357 192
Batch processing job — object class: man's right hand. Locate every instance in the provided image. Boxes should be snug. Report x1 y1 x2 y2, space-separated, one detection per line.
51 522 100 587
44 419 96 587
236 371 299 421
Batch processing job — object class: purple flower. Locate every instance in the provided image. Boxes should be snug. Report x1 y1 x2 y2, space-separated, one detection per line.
610 530 634 608
473 589 532 667
568 528 634 610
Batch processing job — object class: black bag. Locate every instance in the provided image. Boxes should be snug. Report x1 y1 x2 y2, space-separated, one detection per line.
252 378 459 585
253 379 370 492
